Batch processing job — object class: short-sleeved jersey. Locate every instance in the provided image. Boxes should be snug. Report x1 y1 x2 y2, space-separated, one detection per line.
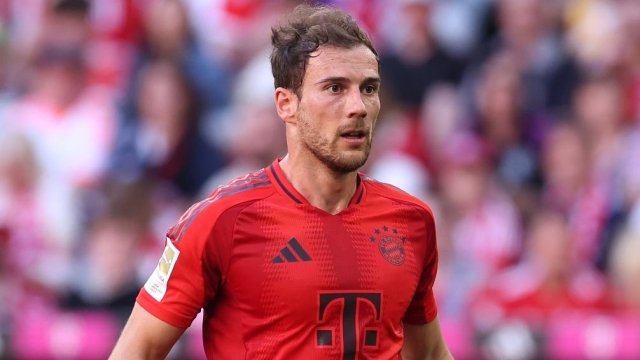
137 159 439 360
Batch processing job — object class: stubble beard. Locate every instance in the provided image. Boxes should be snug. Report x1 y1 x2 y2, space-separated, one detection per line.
297 111 372 174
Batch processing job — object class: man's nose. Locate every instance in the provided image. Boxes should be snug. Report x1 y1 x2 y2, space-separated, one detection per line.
346 89 367 119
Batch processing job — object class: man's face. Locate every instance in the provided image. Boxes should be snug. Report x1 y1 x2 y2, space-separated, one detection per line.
294 45 381 173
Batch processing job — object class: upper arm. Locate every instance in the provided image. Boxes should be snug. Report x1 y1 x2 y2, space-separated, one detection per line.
109 302 186 360
402 317 453 360
110 200 229 358
137 199 234 328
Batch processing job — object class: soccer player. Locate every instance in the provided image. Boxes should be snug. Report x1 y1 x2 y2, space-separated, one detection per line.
109 4 453 360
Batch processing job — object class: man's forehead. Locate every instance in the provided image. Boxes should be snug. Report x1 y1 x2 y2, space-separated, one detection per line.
306 45 379 76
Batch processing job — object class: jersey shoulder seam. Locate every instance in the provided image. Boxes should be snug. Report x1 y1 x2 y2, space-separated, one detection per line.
362 178 434 217
170 172 274 243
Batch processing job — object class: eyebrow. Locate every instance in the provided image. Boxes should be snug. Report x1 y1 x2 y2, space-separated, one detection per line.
315 76 381 85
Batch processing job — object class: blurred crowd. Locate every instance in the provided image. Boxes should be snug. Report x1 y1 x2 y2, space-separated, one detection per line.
0 0 639 359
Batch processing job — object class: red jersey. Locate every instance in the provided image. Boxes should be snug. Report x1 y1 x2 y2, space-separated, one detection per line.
137 159 439 359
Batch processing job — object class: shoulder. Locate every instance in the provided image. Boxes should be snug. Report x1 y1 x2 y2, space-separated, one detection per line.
206 168 274 205
169 168 274 242
361 174 435 220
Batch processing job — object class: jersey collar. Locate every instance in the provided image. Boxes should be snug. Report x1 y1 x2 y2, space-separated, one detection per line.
267 159 366 207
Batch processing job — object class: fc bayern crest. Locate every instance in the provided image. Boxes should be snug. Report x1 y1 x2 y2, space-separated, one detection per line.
370 226 406 266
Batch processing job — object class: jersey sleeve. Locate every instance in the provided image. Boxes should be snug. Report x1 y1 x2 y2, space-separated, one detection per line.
403 206 439 324
136 200 226 328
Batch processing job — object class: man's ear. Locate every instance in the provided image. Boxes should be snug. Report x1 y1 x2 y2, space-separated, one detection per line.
275 87 298 124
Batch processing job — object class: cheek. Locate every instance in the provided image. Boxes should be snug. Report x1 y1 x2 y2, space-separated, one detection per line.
368 96 381 109
301 99 337 130
366 97 381 118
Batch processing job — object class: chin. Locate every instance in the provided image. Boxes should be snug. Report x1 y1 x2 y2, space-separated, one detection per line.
304 140 371 173
325 152 369 173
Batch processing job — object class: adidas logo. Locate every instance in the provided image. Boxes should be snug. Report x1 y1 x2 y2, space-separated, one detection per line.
272 238 312 263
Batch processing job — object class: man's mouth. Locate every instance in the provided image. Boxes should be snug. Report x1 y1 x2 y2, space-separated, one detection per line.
340 130 366 139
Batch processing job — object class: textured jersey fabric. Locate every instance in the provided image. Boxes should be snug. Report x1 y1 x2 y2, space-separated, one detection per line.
137 159 439 359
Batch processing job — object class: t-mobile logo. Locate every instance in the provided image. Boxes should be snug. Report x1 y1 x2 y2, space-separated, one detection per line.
317 291 382 360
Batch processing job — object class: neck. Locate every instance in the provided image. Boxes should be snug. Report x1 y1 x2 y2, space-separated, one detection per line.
279 154 358 214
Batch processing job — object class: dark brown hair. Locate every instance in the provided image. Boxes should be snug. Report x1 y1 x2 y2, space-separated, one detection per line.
270 4 379 97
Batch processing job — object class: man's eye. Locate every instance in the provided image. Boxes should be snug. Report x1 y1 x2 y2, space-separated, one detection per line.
328 85 341 93
363 85 377 94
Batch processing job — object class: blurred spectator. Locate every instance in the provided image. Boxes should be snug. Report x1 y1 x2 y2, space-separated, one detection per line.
541 122 610 267
441 132 522 268
39 0 91 51
565 0 622 73
436 132 522 316
3 1 116 189
429 0 486 59
566 0 640 122
0 2 10 93
610 0 640 124
389 83 467 180
470 209 611 359
87 0 144 93
0 26 16 130
0 133 76 292
3 0 91 92
419 84 467 165
573 73 626 184
200 48 286 194
120 0 232 120
140 0 231 111
108 58 226 199
0 133 77 359
183 0 266 67
62 179 154 325
367 145 432 202
620 129 640 230
367 83 463 203
328 0 385 42
463 0 581 115
378 0 465 112
183 0 304 70
2 0 142 96
609 226 640 313
570 73 635 271
470 51 550 215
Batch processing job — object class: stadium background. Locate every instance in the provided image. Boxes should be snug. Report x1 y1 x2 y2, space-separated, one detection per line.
1 0 640 359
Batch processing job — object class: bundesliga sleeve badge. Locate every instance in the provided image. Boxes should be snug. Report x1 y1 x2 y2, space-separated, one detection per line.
144 238 181 301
